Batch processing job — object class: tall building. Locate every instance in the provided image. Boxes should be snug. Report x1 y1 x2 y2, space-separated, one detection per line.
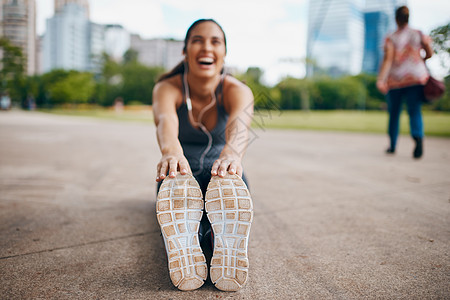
130 35 184 70
362 0 407 74
307 0 365 77
43 3 90 72
104 24 130 62
0 0 36 75
88 22 105 73
54 0 89 17
362 11 389 74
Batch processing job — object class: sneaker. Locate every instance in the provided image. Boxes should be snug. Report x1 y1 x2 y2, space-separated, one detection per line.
156 173 207 291
205 173 253 291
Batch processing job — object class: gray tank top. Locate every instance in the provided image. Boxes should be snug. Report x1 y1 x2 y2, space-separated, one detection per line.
177 76 229 174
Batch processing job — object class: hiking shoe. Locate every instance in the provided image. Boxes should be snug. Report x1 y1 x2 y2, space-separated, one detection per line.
156 174 207 291
205 174 253 291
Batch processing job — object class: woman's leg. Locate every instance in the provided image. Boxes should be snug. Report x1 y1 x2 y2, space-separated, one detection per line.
387 88 403 151
405 85 424 158
405 85 424 139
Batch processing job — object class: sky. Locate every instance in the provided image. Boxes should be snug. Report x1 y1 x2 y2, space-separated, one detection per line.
36 0 450 85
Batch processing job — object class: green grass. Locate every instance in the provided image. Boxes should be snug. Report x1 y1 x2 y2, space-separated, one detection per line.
40 107 450 137
254 110 450 137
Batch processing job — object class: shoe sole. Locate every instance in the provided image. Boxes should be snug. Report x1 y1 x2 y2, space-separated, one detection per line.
156 174 207 291
205 174 253 291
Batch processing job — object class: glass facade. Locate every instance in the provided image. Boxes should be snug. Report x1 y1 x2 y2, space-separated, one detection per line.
307 0 406 77
307 0 365 77
43 3 105 73
362 11 389 74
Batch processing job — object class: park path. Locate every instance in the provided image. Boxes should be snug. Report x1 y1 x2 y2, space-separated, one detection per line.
1 111 449 299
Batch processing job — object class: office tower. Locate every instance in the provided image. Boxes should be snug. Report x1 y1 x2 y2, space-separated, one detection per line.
130 34 184 70
362 0 407 73
307 0 365 77
0 0 36 75
89 22 105 73
43 3 90 72
362 11 389 74
104 24 131 62
54 0 89 17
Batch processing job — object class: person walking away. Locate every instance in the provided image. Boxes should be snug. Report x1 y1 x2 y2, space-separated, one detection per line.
377 6 433 159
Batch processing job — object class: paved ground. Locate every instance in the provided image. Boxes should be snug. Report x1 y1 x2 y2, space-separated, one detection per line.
0 111 449 299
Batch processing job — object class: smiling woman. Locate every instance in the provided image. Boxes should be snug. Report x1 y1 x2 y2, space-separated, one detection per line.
152 19 254 292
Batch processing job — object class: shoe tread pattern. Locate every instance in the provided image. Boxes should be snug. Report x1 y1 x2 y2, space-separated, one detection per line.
205 174 253 291
156 174 207 291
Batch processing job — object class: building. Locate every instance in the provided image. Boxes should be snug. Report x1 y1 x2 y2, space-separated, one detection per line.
54 0 89 17
362 11 389 74
307 0 408 77
307 0 365 77
104 24 130 62
43 2 104 73
88 22 105 73
43 3 89 72
130 34 184 70
0 0 36 75
362 0 407 74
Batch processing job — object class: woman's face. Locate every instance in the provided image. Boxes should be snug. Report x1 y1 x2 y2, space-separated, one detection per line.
184 21 226 78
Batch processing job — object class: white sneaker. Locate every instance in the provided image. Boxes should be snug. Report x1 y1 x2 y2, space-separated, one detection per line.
156 174 207 291
205 174 253 291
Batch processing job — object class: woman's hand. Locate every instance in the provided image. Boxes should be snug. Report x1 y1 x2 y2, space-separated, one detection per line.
211 153 243 178
156 153 191 182
376 79 389 95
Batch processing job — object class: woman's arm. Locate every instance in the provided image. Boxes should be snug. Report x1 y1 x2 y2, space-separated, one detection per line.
153 81 191 182
211 80 254 177
377 39 394 94
421 33 433 60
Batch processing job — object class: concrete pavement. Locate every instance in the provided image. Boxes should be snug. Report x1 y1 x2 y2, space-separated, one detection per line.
1 111 449 299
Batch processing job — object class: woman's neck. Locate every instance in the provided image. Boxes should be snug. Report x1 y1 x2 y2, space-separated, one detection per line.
397 23 408 31
186 73 221 101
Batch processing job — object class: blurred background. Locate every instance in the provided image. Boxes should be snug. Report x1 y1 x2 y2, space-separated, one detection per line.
0 0 449 113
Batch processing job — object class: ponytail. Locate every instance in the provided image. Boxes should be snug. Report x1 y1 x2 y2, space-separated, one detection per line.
157 61 185 83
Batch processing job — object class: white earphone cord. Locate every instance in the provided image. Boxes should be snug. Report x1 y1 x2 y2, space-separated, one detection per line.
183 70 217 175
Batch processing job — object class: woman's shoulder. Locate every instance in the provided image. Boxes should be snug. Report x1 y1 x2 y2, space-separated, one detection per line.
153 75 184 107
153 75 183 99
221 75 254 113
223 75 253 96
155 75 182 92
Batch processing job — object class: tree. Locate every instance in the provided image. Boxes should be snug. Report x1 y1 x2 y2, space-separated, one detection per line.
309 76 366 110
0 38 26 102
49 71 95 105
430 22 450 73
92 50 164 106
276 77 311 110
121 63 164 105
428 23 450 111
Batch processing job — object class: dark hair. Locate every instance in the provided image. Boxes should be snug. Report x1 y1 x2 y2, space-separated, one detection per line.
395 6 409 26
157 19 227 82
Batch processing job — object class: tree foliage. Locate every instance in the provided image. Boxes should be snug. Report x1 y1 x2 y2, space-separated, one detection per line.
430 22 450 72
48 71 95 104
0 38 25 102
93 52 164 106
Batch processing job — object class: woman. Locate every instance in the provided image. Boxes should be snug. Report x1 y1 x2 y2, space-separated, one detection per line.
377 6 433 159
153 19 254 292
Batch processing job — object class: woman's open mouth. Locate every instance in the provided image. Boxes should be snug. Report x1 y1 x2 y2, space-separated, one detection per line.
197 57 215 67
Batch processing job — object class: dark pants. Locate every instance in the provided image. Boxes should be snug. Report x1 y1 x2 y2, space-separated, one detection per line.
387 85 424 150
